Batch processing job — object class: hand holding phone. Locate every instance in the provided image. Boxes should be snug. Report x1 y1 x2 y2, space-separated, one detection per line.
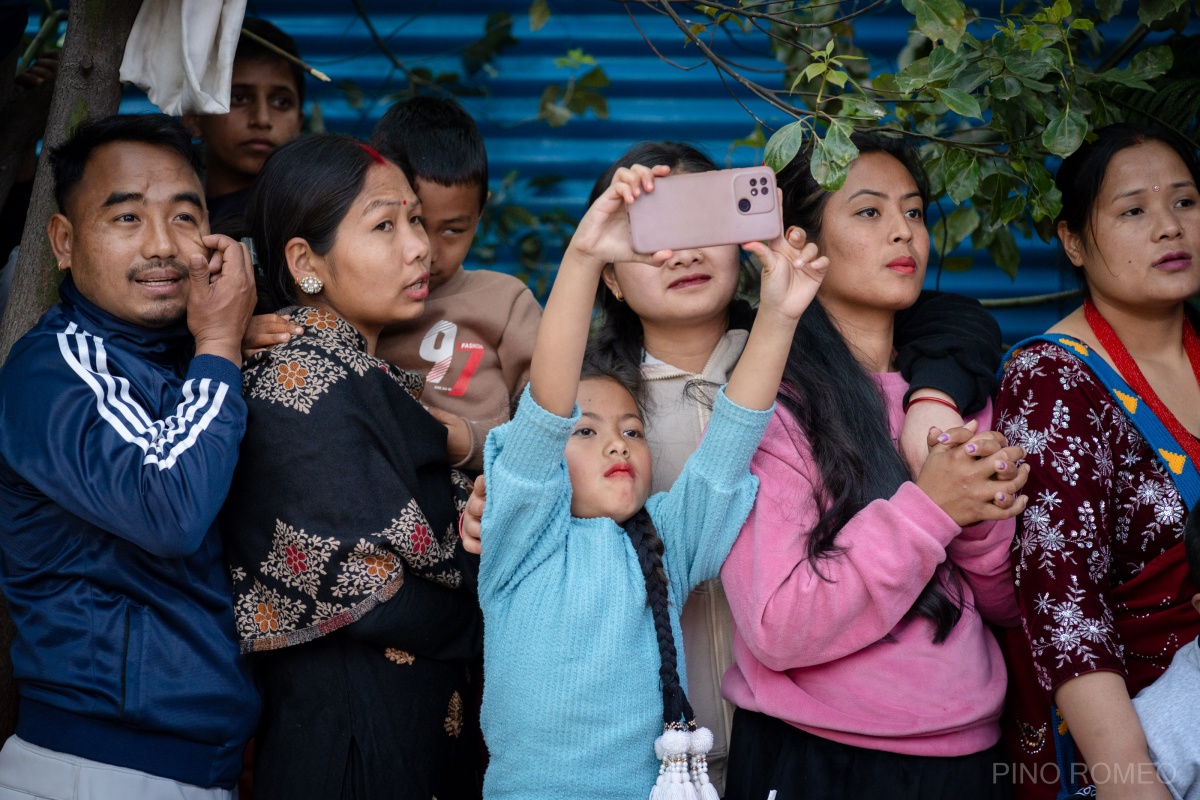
626 166 782 254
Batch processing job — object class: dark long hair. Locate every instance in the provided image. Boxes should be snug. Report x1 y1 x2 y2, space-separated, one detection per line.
777 132 963 643
246 134 404 311
587 141 757 403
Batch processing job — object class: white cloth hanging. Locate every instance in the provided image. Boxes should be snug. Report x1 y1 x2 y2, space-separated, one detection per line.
119 0 249 116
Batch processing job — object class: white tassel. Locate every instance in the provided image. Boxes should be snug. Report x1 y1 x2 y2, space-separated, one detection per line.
688 726 721 800
650 728 697 800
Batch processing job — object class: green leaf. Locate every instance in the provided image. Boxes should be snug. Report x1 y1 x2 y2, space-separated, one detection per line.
990 76 1023 99
764 121 806 173
1045 0 1073 23
988 227 1021 279
1129 45 1174 80
927 45 966 81
932 206 981 255
895 58 932 93
1138 0 1188 25
1097 0 1124 19
1069 18 1095 30
1000 193 1026 224
946 155 981 203
582 91 609 119
822 120 859 165
838 95 888 120
539 86 572 127
1093 68 1155 91
936 87 983 119
554 48 596 69
529 0 551 31
901 0 968 50
825 70 849 88
810 140 851 191
949 63 991 93
577 66 610 89
1042 106 1087 157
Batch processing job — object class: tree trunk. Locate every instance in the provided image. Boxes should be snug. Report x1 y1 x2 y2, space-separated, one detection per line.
0 0 143 367
0 0 143 739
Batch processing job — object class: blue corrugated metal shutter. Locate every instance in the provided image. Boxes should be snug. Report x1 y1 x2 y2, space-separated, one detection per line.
30 0 1194 340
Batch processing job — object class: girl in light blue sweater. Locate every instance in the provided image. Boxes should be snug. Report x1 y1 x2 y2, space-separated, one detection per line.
477 163 828 799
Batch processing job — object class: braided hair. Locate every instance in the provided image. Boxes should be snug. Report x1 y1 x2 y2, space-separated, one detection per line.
620 508 693 727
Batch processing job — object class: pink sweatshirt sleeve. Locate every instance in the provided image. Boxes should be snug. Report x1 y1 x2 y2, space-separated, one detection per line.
946 518 1020 627
721 410 964 672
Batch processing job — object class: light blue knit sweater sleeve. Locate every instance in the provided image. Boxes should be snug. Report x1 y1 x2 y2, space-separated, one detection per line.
646 387 772 604
479 386 578 598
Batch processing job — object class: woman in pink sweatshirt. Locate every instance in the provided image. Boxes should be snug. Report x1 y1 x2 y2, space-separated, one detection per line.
720 132 1028 800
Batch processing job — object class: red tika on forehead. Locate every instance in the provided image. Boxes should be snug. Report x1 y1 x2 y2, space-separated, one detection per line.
359 143 386 164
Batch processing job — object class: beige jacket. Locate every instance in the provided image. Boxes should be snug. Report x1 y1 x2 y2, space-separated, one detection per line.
641 328 749 796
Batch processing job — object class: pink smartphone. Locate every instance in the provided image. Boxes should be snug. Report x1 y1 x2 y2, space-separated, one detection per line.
627 166 782 254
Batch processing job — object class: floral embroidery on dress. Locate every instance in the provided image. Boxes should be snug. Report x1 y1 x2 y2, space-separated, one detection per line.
260 520 339 599
331 539 401 598
248 348 347 414
444 691 463 737
235 579 306 641
380 500 462 582
312 600 351 623
385 648 416 665
997 342 1183 692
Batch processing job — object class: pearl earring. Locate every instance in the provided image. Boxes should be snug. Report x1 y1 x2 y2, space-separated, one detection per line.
298 276 323 295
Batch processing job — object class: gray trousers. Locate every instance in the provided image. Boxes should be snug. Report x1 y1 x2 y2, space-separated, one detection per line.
0 736 235 800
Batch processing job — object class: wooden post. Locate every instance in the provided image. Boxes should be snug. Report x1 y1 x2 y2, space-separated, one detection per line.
0 0 144 738
0 0 143 367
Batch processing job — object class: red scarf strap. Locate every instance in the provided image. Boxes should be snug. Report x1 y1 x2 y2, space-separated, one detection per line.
1084 299 1200 469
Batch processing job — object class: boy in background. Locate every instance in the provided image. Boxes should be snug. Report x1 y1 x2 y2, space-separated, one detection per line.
1132 503 1200 800
371 97 541 471
184 17 305 232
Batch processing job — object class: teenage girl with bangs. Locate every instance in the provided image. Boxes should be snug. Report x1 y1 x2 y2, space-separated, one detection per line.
720 132 1027 800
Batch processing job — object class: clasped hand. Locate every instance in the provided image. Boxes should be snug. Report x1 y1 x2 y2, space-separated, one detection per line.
915 419 1029 527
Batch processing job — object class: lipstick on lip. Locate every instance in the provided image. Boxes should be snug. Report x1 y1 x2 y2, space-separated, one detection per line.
887 256 917 274
668 273 711 289
1154 251 1193 270
404 273 430 299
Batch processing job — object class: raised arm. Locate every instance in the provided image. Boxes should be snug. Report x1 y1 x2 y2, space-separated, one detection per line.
0 235 255 558
729 223 827 410
528 165 670 415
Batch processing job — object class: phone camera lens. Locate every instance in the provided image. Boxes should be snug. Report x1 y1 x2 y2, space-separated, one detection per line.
750 178 758 186
738 198 752 212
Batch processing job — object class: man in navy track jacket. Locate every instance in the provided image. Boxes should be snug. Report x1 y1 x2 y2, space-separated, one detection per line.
0 115 259 798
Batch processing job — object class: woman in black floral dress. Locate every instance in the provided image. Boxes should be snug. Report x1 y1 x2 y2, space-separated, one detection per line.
222 134 482 799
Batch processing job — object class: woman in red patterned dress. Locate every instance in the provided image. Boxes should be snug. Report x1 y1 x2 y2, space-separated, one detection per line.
995 123 1200 800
